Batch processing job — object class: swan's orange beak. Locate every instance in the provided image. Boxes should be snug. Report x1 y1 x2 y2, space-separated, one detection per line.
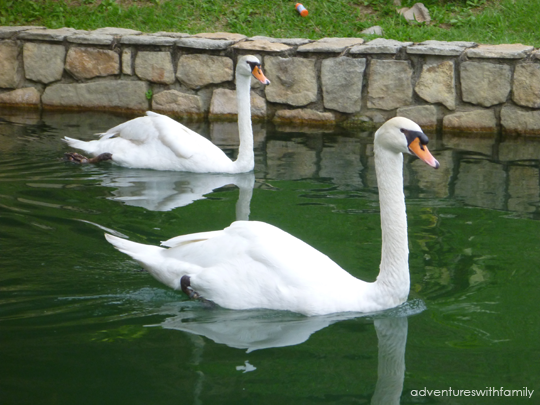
409 137 440 169
251 65 271 85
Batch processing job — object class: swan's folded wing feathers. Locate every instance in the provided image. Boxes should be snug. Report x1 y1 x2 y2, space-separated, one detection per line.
161 230 223 248
97 131 117 139
153 115 224 160
97 116 159 143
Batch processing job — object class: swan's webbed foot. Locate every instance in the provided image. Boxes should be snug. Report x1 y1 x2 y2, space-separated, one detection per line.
64 152 113 164
180 275 216 308
181 275 200 299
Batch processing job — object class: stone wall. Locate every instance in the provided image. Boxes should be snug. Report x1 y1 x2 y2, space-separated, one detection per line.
1 26 540 135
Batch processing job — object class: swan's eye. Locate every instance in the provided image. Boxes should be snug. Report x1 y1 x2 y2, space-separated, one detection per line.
401 128 429 150
246 61 260 71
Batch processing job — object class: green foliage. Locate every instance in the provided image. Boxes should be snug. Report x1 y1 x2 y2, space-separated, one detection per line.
0 0 538 46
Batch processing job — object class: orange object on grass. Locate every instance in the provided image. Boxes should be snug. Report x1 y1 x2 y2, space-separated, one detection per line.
295 3 308 17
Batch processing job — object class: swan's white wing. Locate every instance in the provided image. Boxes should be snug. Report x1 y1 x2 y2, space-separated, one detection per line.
161 230 224 248
159 221 365 315
148 112 227 161
100 112 220 159
98 115 158 142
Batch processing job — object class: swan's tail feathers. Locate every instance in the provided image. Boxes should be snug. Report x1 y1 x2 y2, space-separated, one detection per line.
105 233 164 265
63 136 104 156
105 233 194 291
63 136 88 150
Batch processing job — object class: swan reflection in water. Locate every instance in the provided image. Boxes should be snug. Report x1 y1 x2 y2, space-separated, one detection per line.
153 300 423 404
101 169 255 217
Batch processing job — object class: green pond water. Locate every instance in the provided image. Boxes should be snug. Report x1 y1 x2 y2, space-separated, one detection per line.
0 111 539 404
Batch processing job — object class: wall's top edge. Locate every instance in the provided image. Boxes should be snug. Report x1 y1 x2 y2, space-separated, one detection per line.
1 26 538 57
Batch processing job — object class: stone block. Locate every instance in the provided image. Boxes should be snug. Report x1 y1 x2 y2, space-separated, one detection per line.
512 63 540 108
0 87 41 107
467 43 534 59
65 47 119 80
67 33 114 45
151 31 190 38
209 89 266 120
396 105 437 130
92 27 141 36
501 106 540 135
176 38 236 50
415 60 455 110
442 110 497 132
19 28 84 41
350 38 412 54
460 62 511 107
407 40 475 56
367 60 413 110
23 42 65 84
42 81 149 112
135 51 175 84
249 36 311 46
264 57 317 107
231 40 291 52
273 109 336 125
176 55 233 89
321 57 366 113
122 49 132 75
152 90 203 118
298 37 364 53
194 32 247 41
0 40 22 88
0 26 44 40
120 35 176 46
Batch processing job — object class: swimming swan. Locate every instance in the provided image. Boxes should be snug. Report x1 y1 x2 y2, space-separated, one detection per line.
63 55 270 173
105 117 439 316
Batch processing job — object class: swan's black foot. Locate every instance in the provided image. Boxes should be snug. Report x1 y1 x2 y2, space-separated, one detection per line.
180 275 216 308
64 152 113 164
181 275 201 299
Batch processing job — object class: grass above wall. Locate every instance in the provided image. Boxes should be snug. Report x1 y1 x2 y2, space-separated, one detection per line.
0 0 538 47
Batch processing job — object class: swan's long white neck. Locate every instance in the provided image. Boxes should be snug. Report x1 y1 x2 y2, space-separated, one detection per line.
233 70 254 172
373 142 410 305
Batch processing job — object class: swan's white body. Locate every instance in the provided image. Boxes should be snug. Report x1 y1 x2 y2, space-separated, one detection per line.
106 117 439 316
64 55 269 173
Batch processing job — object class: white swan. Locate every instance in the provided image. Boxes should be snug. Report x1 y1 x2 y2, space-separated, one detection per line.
63 55 270 173
105 117 439 316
